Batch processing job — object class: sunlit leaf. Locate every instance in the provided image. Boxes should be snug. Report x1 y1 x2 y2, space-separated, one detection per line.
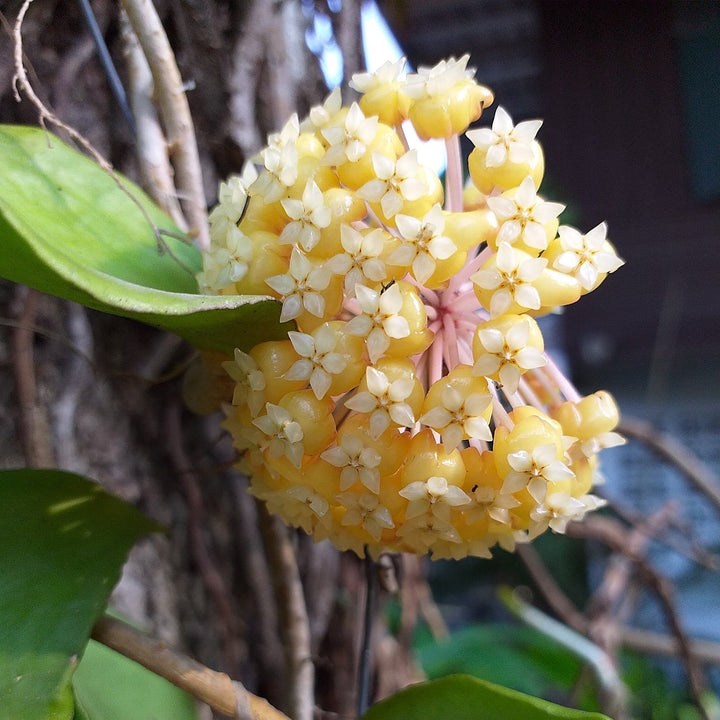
0 124 289 353
0 469 160 720
360 675 612 720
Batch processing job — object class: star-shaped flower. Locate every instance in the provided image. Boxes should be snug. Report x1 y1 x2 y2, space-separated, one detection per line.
279 179 332 252
399 475 470 523
466 106 542 168
471 243 547 317
265 247 331 322
252 402 306 468
222 348 266 416
472 315 547 393
551 222 624 292
501 443 575 500
487 176 565 252
389 204 457 284
356 150 428 219
344 283 410 362
336 490 394 542
321 433 382 492
325 225 389 297
321 102 379 166
283 326 347 400
344 366 415 438
419 386 492 451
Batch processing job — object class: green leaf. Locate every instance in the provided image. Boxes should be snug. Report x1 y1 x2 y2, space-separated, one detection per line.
0 124 289 353
71 639 197 720
0 468 161 720
415 623 584 698
360 675 612 720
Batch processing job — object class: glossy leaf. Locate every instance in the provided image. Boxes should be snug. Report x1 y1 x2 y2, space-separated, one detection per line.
0 124 289 353
360 675 612 720
415 623 584 698
0 469 161 720
72 639 197 720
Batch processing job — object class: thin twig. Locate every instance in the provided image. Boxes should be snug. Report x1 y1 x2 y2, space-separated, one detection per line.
620 626 720 665
258 507 315 720
91 615 291 720
11 287 54 467
568 515 709 715
119 9 187 230
120 0 210 249
618 416 720 516
76 0 135 133
356 549 376 718
12 0 194 266
516 543 588 635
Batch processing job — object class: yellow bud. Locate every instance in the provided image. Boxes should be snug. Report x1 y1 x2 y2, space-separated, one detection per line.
383 281 434 358
551 391 620 440
310 188 368 258
279 389 336 455
531 267 582 314
358 84 412 127
469 140 544 194
182 351 235 415
401 428 466 487
232 231 290 295
250 340 306 403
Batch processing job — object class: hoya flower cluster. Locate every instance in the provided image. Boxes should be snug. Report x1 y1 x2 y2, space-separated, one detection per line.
198 55 625 560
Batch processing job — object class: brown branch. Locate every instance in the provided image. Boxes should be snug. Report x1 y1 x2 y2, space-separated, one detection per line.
568 514 709 715
227 0 274 158
91 615 291 720
516 543 588 635
119 9 187 231
620 626 720 665
258 506 315 720
119 0 210 249
618 415 720 516
11 287 54 467
166 403 242 673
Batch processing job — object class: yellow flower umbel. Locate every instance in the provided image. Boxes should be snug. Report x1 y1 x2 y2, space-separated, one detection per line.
199 56 625 560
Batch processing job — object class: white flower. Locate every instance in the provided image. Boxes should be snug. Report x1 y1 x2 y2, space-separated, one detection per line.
344 283 410 362
530 493 606 536
222 348 266 416
321 102 378 165
321 433 382 493
250 115 300 202
279 180 332 252
389 204 457 284
471 243 546 317
350 57 407 93
344 366 415 438
399 476 470 523
325 225 389 297
420 386 492 451
301 87 342 132
356 150 428 219
501 443 575 499
553 223 624 291
403 54 473 99
472 316 547 393
252 402 305 468
336 490 394 542
487 177 565 251
284 326 347 400
265 247 331 322
466 106 542 168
